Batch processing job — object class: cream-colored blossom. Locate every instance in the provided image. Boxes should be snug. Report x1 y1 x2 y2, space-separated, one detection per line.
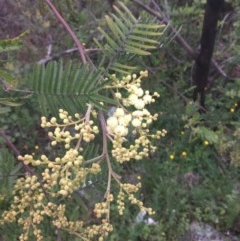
132 118 141 128
133 99 145 110
115 108 125 117
114 125 128 136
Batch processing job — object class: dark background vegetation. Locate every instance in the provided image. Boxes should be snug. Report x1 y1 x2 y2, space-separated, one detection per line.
0 0 240 240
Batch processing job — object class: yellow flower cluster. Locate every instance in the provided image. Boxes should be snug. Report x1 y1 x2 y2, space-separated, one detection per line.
110 70 159 109
4 197 112 241
94 193 114 219
2 147 103 240
84 219 113 241
106 71 167 163
51 204 113 241
2 108 103 240
41 108 99 148
116 182 155 216
2 154 105 241
18 148 100 197
3 175 45 241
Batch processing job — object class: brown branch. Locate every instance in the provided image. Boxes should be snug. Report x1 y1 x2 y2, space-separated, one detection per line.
0 128 34 175
44 0 87 64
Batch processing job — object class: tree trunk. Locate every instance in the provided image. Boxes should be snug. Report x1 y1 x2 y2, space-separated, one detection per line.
193 0 225 110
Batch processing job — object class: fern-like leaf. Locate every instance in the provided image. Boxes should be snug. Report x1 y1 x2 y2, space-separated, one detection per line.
94 2 165 74
0 149 22 197
32 61 115 115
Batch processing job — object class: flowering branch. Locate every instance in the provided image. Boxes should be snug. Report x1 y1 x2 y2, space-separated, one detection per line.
2 70 166 240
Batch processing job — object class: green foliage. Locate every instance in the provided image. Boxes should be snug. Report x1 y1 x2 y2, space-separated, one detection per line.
0 99 40 153
0 97 21 115
218 126 240 167
32 61 115 115
0 31 31 113
95 2 163 57
1 0 240 240
95 2 164 74
0 149 21 199
0 149 22 241
0 31 29 53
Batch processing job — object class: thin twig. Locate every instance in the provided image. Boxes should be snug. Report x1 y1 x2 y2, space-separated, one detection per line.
38 47 100 65
44 0 87 64
212 59 227 78
0 78 8 90
99 111 111 221
99 111 121 185
0 78 33 94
